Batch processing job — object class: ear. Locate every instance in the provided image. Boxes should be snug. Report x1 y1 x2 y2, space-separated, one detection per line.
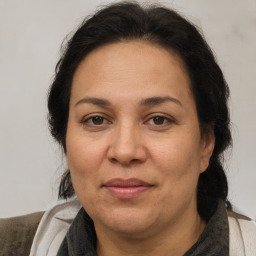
199 128 215 173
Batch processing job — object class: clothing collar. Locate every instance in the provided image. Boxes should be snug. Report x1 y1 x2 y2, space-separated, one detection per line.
57 208 97 256
184 200 229 255
57 200 229 256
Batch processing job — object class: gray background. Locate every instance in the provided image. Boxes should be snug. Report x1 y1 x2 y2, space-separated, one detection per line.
0 0 255 218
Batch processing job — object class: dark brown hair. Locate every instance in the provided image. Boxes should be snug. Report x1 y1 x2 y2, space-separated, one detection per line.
48 1 232 220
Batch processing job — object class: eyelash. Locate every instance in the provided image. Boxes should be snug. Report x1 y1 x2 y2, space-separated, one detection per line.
81 114 175 127
81 115 111 126
145 115 174 126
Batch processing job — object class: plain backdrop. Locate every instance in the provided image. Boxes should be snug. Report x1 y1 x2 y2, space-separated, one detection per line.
0 0 255 218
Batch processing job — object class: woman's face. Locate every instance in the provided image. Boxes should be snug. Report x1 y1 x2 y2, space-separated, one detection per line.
66 41 214 237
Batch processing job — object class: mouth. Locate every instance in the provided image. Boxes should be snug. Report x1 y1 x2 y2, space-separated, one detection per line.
102 178 153 199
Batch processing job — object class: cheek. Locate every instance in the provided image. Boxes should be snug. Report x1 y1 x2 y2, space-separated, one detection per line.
65 131 106 198
66 140 101 211
67 142 98 174
66 128 105 172
153 142 201 211
65 134 111 217
153 135 202 176
151 132 202 199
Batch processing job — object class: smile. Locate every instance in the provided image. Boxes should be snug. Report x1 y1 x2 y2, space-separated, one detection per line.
103 178 153 199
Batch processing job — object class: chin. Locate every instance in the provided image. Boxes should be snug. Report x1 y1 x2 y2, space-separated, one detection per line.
97 207 158 236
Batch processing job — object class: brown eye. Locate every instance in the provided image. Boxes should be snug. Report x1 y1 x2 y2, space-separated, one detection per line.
152 116 167 125
146 115 174 127
91 116 104 125
82 115 109 126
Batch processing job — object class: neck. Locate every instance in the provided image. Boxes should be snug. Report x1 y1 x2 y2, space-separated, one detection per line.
96 210 206 256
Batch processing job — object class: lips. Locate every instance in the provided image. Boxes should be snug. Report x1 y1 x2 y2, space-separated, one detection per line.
103 178 153 199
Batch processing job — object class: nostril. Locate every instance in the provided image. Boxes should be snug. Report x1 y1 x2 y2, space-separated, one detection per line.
110 157 118 164
109 157 141 166
107 135 147 165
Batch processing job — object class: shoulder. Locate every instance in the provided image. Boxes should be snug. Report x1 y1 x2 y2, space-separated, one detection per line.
0 211 44 256
228 210 256 255
228 209 256 234
29 198 81 256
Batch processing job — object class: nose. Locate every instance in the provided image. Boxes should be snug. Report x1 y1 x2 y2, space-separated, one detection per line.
107 123 147 166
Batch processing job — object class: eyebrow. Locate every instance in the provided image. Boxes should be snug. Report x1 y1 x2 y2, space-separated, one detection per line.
140 96 182 107
75 96 182 107
75 97 111 107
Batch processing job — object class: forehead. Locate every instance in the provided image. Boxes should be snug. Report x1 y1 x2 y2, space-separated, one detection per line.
71 41 193 104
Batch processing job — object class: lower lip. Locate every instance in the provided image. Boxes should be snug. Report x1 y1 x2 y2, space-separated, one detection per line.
104 186 151 199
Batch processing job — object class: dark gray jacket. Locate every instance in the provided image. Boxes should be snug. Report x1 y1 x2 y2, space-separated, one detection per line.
0 212 44 256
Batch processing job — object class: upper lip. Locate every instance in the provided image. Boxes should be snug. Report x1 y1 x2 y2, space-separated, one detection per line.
103 178 152 187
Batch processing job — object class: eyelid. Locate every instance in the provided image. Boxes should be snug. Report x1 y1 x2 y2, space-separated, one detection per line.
144 113 175 125
81 113 112 125
80 112 175 127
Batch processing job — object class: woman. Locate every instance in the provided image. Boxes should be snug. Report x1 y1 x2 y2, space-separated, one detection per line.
1 2 255 255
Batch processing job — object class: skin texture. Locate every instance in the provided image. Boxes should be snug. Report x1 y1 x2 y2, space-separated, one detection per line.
66 41 215 256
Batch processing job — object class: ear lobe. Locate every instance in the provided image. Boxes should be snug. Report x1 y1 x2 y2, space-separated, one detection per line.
200 129 215 173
